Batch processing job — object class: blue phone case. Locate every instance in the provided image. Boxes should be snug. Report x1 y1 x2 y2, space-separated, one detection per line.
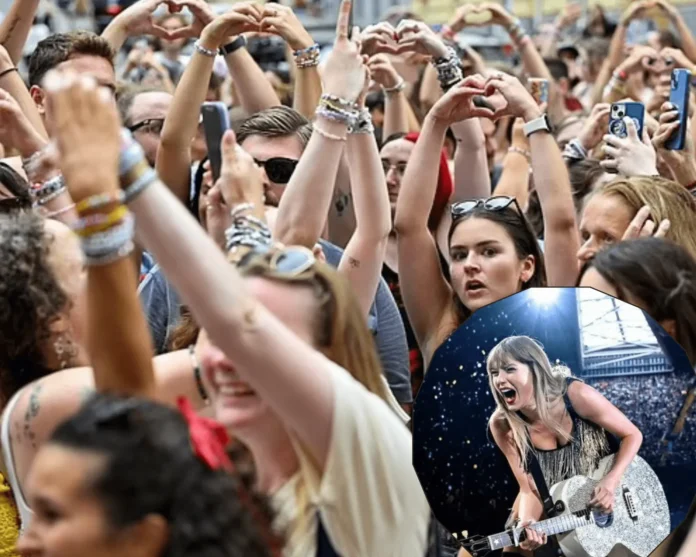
201 102 231 181
665 69 691 150
609 102 645 139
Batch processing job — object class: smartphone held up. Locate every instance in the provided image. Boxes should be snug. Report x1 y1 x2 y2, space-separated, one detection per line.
201 102 231 182
664 68 691 151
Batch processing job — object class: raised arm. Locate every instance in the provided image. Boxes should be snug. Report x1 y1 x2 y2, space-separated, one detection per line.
274 33 367 248
0 0 40 64
394 78 494 360
156 5 260 202
567 381 643 514
486 73 579 286
0 45 46 139
101 0 176 53
368 54 409 139
47 74 155 397
340 105 391 317
656 0 696 64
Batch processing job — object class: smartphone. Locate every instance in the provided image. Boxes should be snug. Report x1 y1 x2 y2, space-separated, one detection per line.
347 0 354 38
609 102 645 139
528 78 549 105
665 68 691 150
201 102 231 182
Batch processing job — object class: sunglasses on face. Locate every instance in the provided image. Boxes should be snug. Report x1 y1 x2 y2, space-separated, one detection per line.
128 118 166 135
242 244 317 277
451 196 522 218
253 158 299 185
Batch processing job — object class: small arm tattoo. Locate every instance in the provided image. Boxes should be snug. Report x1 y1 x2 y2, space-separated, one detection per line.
23 383 42 449
347 256 360 268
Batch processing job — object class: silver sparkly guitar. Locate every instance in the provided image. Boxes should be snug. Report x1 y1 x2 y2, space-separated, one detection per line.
458 455 670 557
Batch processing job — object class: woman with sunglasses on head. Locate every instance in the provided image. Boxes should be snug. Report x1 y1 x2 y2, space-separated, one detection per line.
486 336 642 556
42 8 432 557
394 72 579 370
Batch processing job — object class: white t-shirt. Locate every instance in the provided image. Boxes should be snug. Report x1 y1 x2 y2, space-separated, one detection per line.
271 362 431 557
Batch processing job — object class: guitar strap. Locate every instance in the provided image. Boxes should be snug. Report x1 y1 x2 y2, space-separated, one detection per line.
527 451 565 557
662 379 696 454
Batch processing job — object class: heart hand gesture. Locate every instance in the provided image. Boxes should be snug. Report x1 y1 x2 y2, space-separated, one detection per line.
430 75 500 126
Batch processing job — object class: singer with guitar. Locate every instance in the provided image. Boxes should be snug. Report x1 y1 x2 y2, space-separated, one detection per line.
483 336 643 556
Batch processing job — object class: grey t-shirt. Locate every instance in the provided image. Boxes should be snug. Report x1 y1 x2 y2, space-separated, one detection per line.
138 244 413 404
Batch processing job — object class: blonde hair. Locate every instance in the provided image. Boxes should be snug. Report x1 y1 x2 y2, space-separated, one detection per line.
592 176 696 260
487 336 571 467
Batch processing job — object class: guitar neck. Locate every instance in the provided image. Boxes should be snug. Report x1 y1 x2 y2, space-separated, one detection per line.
487 510 594 551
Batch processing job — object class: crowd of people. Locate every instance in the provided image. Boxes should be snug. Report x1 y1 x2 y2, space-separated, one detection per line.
0 0 694 556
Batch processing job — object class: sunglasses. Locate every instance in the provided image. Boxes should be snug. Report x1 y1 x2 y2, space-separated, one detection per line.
451 196 522 218
128 118 165 135
243 244 316 277
381 160 409 178
253 157 298 185
0 197 23 214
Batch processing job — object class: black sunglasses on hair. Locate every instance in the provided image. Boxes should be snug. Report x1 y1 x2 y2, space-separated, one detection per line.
253 157 299 185
451 196 522 218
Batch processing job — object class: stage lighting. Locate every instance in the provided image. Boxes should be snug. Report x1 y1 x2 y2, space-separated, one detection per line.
529 288 560 307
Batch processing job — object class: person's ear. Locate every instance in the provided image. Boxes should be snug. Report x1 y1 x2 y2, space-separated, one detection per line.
125 514 168 557
29 85 46 116
520 255 535 284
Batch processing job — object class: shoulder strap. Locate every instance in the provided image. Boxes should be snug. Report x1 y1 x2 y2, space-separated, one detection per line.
526 451 565 557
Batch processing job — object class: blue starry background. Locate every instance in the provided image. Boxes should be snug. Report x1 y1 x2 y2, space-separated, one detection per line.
412 288 695 541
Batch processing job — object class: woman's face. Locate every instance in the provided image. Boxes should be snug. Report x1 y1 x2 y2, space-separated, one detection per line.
44 220 88 350
577 193 635 264
18 445 133 557
489 358 535 412
379 138 413 216
205 277 317 436
449 217 534 312
159 16 187 53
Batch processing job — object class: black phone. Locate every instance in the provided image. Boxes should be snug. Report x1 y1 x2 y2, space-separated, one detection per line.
348 0 354 38
201 102 231 182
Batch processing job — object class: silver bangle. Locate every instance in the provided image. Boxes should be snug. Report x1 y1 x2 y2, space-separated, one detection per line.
194 41 218 58
230 202 254 220
383 79 405 94
124 167 157 203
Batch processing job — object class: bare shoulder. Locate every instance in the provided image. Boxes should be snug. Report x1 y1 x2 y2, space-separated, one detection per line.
489 410 512 442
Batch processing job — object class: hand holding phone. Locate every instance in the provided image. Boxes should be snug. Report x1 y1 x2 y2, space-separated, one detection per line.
201 102 231 182
664 68 691 150
609 102 645 139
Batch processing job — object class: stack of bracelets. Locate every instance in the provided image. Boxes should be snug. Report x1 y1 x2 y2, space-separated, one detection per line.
224 203 272 253
605 69 628 98
72 130 158 266
431 47 463 92
294 43 320 69
563 138 589 162
30 174 67 208
506 18 531 48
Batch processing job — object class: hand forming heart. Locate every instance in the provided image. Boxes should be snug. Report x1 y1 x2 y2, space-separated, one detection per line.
361 20 449 60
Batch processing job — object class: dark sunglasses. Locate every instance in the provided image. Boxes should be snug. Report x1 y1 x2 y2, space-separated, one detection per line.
451 196 522 218
253 157 299 185
0 197 23 214
128 118 165 135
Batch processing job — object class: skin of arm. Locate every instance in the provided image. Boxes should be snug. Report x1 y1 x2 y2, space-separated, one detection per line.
326 155 357 249
0 47 47 140
494 151 530 208
520 104 580 286
292 55 323 119
665 3 696 64
450 118 490 202
490 415 545 524
273 115 349 248
223 47 282 114
591 21 629 106
567 381 643 489
9 350 207 491
0 0 40 64
339 116 391 317
393 114 457 362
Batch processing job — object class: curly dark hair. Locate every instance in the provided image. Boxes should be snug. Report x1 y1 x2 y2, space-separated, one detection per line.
50 393 281 557
0 213 68 404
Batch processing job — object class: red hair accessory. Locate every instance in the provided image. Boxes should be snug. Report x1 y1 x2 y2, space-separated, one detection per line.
404 132 454 230
177 397 233 472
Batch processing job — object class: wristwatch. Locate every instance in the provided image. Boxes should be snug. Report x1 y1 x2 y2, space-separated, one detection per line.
523 114 552 138
220 36 247 56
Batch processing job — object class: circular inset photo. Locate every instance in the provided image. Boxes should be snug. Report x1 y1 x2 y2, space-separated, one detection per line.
413 287 694 557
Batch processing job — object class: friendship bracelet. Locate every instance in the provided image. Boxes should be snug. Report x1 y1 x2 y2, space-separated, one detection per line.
34 187 67 207
350 110 375 135
81 214 135 257
313 125 347 142
296 57 320 69
230 202 255 220
73 205 130 238
124 167 157 203
44 203 76 219
188 345 210 405
194 41 218 58
76 191 126 216
321 93 358 110
84 240 135 267
293 43 320 57
32 175 66 205
383 79 406 95
315 105 356 127
508 146 531 160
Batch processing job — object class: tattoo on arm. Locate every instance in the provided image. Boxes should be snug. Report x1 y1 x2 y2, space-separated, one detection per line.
347 256 361 268
23 384 42 449
334 191 351 216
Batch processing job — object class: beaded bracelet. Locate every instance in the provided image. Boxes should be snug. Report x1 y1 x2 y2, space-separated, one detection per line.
194 41 218 58
73 205 130 238
84 240 135 267
32 175 66 205
294 43 320 68
508 146 531 160
44 203 76 219
293 43 320 57
81 213 135 258
350 110 375 135
76 191 126 215
314 125 347 142
315 106 355 126
124 166 158 203
230 202 255 219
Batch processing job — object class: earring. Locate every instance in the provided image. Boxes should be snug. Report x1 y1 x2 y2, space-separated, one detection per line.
53 333 78 370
